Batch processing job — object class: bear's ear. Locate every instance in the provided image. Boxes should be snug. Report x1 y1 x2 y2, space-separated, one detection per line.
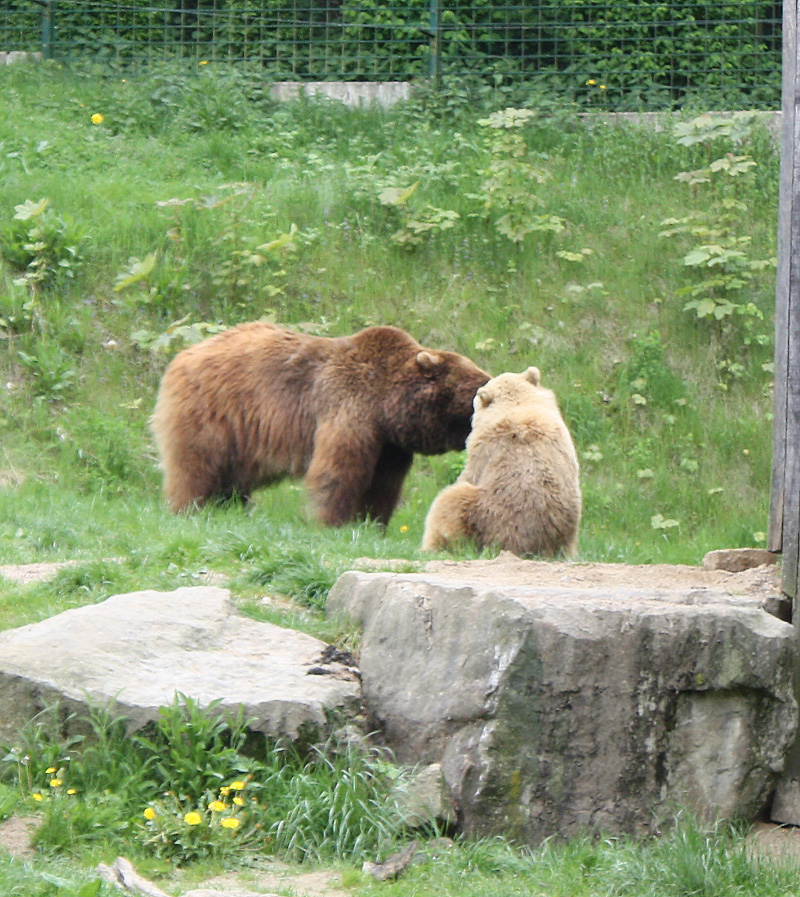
525 366 541 386
416 351 444 374
475 386 492 409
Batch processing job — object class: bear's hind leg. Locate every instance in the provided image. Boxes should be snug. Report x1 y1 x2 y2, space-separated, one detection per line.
421 482 480 551
163 467 211 513
162 448 242 514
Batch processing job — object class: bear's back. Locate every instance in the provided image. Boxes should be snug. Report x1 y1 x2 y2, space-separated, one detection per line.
162 322 340 398
468 427 581 556
463 389 581 555
152 322 335 483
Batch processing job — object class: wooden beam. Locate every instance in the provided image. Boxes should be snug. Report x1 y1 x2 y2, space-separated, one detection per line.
770 2 800 824
770 0 800 599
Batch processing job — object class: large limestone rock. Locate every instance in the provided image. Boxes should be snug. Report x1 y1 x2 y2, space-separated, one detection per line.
0 586 360 744
328 562 797 843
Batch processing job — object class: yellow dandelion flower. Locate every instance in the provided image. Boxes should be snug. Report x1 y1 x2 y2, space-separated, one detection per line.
32 793 43 801
399 525 409 533
232 796 245 807
219 787 230 796
46 767 57 774
586 79 596 85
220 817 241 829
184 811 203 826
199 59 208 65
229 781 246 791
208 800 226 812
91 113 104 125
67 789 77 795
49 779 62 788
143 807 156 820
599 85 607 90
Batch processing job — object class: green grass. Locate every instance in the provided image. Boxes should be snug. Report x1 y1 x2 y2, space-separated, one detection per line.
0 61 787 893
353 819 800 897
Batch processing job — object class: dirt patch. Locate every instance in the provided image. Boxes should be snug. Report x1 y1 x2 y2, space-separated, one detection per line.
414 553 791 620
0 560 82 585
194 865 348 897
0 815 39 860
421 552 782 594
0 560 228 587
351 552 785 614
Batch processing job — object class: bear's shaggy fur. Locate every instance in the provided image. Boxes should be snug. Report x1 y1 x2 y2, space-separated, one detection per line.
150 321 490 525
422 366 581 557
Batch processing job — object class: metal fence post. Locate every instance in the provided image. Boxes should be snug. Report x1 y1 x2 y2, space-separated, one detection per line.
428 0 440 86
38 0 56 59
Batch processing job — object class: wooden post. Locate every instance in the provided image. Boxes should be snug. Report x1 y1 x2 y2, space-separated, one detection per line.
770 0 800 601
769 0 800 825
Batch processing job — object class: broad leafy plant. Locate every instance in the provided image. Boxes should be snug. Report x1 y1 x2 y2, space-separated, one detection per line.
659 113 775 360
0 198 86 293
474 108 567 244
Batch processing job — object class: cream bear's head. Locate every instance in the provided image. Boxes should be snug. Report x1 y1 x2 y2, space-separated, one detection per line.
473 366 541 412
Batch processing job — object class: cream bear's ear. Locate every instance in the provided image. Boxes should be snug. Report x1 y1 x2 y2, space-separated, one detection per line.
475 386 492 409
416 351 443 373
525 366 541 386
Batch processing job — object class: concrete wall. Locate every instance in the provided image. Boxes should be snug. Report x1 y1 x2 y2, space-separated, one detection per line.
270 80 411 108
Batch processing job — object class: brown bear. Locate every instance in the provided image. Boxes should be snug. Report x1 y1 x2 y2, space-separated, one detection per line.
150 321 490 526
421 366 581 557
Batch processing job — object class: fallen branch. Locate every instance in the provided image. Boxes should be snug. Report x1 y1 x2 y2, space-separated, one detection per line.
97 857 172 897
362 840 418 881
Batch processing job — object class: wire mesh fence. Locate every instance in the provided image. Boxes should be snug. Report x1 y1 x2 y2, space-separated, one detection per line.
0 1 783 110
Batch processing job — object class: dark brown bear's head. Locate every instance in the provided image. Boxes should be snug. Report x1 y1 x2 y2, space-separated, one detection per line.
386 348 491 455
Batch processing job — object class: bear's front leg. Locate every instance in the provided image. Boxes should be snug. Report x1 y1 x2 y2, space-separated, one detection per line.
305 422 383 526
358 443 414 527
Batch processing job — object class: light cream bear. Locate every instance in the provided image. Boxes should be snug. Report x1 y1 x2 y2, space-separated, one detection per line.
422 367 581 557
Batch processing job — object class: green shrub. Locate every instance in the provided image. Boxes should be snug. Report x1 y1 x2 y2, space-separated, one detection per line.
0 198 86 291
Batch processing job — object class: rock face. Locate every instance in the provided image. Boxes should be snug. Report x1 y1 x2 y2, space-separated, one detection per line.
328 569 797 843
0 586 360 745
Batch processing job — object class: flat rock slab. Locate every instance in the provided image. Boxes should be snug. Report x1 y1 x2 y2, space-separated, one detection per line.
0 586 360 744
328 562 797 844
